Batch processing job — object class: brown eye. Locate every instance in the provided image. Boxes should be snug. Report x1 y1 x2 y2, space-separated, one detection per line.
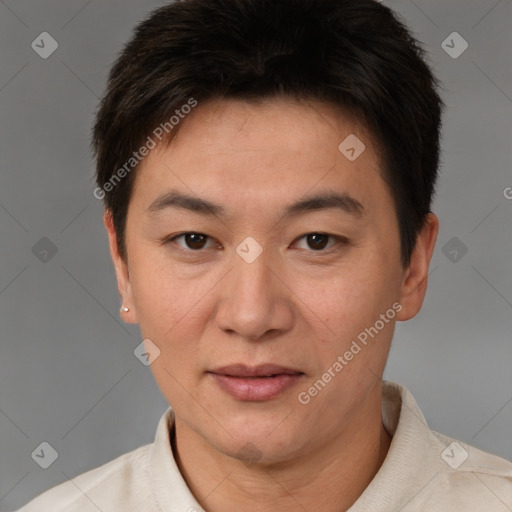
294 233 344 252
184 233 208 249
306 233 330 250
171 232 214 250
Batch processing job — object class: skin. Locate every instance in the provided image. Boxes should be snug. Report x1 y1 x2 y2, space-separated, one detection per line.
105 97 438 512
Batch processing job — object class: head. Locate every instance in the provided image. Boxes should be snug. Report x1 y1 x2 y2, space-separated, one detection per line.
93 0 442 464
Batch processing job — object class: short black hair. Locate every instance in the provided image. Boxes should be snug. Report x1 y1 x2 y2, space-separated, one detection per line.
92 0 444 267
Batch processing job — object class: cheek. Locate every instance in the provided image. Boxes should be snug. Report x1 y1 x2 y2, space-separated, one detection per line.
129 260 210 405
128 250 226 370
127 251 198 350
306 267 388 327
301 260 400 364
129 244 191 318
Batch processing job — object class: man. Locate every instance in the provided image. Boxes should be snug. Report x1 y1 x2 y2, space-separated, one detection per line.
18 0 512 510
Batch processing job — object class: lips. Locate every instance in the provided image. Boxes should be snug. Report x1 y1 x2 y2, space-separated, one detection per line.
208 364 305 401
209 363 304 378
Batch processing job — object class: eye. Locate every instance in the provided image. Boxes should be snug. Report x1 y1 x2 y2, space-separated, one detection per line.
294 233 342 251
169 232 219 251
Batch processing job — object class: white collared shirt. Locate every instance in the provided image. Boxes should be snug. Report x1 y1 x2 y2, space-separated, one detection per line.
17 381 512 511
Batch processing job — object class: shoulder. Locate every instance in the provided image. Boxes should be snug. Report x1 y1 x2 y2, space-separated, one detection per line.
16 443 154 512
381 382 512 510
424 431 512 510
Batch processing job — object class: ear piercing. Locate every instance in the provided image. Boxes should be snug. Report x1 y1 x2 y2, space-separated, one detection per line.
121 306 130 313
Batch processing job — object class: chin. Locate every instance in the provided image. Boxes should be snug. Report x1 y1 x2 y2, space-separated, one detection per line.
208 417 305 464
223 437 301 467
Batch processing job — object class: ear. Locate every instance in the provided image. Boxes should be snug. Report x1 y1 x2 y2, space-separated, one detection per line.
396 213 439 321
104 210 138 324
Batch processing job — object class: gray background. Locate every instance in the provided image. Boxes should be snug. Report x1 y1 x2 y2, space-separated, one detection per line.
0 0 511 510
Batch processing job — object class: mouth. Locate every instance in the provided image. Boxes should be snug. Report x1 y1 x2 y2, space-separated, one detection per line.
208 364 305 401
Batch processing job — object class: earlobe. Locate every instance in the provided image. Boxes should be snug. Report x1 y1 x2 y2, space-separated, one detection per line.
103 210 138 324
396 213 439 321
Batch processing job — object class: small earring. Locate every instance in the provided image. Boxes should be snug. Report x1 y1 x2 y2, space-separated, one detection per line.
121 306 130 313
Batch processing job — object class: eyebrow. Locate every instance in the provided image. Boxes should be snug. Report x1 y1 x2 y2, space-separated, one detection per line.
146 190 365 218
147 190 225 216
282 192 365 219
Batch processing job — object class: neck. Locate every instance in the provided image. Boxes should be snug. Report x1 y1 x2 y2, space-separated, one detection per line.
172 385 391 512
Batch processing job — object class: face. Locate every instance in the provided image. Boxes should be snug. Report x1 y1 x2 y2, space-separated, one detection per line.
106 97 437 464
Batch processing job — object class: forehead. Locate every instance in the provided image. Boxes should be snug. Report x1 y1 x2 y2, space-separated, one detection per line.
168 97 376 157
130 97 390 220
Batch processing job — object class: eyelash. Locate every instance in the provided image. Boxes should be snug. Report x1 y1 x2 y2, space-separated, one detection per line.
162 232 349 254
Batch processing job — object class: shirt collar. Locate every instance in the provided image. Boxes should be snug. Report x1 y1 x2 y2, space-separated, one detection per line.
149 406 203 510
348 381 443 511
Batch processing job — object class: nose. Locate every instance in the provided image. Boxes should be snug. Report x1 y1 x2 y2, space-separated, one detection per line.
214 247 294 342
